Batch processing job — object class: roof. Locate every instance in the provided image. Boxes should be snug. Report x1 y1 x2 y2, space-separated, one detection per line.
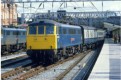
29 19 81 29
104 22 121 31
2 28 26 31
81 25 97 30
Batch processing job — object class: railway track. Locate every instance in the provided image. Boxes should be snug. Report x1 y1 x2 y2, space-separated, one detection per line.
1 62 36 80
2 49 26 57
1 50 91 80
1 56 29 68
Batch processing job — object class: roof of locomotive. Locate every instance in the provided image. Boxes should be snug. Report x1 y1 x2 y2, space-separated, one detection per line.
2 27 26 31
29 19 81 29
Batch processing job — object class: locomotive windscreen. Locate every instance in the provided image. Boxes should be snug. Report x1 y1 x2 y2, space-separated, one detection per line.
46 24 54 34
38 25 44 34
29 26 36 34
29 23 54 35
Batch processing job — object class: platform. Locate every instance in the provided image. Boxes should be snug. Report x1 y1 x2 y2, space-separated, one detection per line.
1 52 27 62
88 38 121 80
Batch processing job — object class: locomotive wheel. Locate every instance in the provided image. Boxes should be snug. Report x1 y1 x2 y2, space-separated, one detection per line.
57 53 62 60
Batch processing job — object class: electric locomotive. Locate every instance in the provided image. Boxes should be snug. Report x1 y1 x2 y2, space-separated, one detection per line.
1 27 26 55
27 19 83 63
26 19 105 64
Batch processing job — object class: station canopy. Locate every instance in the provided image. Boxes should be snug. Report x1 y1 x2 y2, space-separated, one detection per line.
104 22 121 31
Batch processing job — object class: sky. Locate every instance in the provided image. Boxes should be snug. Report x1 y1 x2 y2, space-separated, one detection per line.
17 1 121 13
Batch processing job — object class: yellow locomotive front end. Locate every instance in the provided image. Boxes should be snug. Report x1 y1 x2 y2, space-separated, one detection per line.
26 20 59 64
27 23 57 50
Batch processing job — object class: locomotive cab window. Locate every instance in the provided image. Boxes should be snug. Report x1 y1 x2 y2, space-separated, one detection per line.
46 24 54 34
6 31 10 35
38 25 44 34
29 26 36 34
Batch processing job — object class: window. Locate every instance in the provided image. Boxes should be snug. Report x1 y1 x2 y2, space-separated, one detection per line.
13 31 16 35
98 32 103 35
87 30 89 37
69 29 71 34
73 29 76 34
46 24 54 34
18 32 21 35
59 27 62 34
69 29 76 34
63 28 67 34
1 30 4 36
23 32 26 35
13 31 20 35
1 30 3 35
6 31 10 35
78 30 81 34
29 26 36 34
38 25 44 34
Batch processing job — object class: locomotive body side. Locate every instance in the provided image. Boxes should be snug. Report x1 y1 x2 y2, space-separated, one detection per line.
57 24 83 49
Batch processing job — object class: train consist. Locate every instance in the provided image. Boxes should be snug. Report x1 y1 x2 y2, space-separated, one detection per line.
26 19 105 64
1 27 26 55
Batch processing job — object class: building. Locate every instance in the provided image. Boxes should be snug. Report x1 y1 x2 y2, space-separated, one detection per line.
1 3 17 27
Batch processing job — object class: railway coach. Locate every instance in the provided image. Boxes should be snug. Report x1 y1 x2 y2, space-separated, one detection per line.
81 26 98 49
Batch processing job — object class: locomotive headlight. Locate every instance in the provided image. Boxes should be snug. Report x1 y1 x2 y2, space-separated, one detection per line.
30 46 32 49
50 46 52 49
44 38 47 40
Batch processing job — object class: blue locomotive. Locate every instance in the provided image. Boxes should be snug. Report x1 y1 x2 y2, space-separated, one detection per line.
1 27 26 54
26 19 105 64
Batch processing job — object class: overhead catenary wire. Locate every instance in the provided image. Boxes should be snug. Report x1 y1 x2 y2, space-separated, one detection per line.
102 1 103 12
26 2 45 22
90 1 99 12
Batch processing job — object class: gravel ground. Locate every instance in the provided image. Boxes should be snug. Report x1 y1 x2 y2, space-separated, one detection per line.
28 56 80 80
28 51 94 80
